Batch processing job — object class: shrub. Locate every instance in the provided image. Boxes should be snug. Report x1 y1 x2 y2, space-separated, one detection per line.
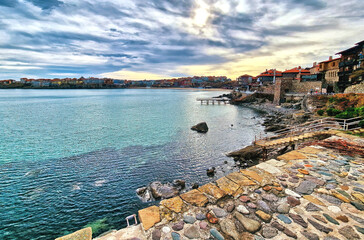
359 120 364 128
335 111 356 119
317 109 325 116
326 108 342 116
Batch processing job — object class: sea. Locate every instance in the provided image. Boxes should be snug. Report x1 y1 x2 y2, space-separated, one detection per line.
0 89 265 240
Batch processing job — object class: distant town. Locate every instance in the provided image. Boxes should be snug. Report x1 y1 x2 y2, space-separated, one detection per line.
1 40 363 94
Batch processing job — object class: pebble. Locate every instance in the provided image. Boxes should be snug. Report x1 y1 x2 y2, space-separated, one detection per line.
354 225 364 234
196 213 206 220
239 195 250 202
171 232 180 240
199 221 208 229
283 227 297 239
184 225 200 239
305 203 322 212
323 213 339 225
210 228 224 240
152 229 161 240
234 212 261 233
237 205 250 214
247 202 257 209
298 169 309 175
296 180 317 195
263 186 272 191
172 221 184 231
255 189 262 194
287 196 300 207
206 213 218 224
255 210 272 222
325 184 336 190
347 213 364 224
323 236 340 240
288 178 299 183
257 200 271 213
353 187 364 193
212 208 228 218
336 215 349 222
351 201 364 210
271 221 285 231
161 226 170 234
262 193 278 202
226 204 235 213
318 171 332 176
301 230 319 240
262 226 278 238
289 213 308 228
307 218 333 233
277 202 290 214
319 194 342 205
183 215 196 224
285 189 301 198
339 226 361 240
277 214 292 224
327 205 341 213
312 214 327 223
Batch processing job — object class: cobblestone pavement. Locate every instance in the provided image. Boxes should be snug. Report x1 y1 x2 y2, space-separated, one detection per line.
91 133 364 240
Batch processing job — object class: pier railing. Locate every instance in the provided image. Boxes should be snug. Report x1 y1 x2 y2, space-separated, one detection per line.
196 97 230 104
255 116 363 144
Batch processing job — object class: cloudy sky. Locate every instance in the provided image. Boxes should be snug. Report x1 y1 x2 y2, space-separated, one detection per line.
1 0 364 80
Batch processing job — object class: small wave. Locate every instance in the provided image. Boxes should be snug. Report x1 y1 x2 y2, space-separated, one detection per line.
72 183 81 191
94 180 107 187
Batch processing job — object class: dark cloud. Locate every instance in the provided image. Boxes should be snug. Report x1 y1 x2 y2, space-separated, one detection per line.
26 0 63 10
0 0 363 79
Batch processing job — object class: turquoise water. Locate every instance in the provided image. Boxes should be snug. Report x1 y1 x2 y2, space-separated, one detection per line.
0 89 265 239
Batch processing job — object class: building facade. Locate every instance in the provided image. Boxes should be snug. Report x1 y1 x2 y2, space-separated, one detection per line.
336 40 364 91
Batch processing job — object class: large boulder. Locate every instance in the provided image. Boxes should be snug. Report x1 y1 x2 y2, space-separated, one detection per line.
137 181 181 202
191 122 208 133
150 181 179 199
227 145 263 160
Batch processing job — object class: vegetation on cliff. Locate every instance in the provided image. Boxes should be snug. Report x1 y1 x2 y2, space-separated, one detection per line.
315 93 364 119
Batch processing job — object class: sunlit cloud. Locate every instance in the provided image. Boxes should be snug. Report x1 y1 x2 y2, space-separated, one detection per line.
0 0 363 80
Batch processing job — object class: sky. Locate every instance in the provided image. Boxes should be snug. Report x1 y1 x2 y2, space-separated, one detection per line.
0 0 364 80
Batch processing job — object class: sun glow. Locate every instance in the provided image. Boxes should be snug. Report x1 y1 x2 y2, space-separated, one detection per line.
193 0 210 27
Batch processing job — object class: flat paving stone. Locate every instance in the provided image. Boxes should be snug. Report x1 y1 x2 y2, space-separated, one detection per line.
180 189 208 207
198 183 226 200
216 176 240 196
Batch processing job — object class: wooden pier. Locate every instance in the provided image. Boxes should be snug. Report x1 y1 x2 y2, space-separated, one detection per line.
196 97 230 105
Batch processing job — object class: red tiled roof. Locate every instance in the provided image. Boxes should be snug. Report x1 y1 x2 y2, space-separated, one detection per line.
256 69 282 77
319 57 341 64
283 67 310 74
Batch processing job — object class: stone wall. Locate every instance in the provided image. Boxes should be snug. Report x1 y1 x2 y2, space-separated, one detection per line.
344 81 364 93
291 80 322 93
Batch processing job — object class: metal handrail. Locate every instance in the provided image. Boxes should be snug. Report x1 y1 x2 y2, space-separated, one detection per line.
256 116 363 143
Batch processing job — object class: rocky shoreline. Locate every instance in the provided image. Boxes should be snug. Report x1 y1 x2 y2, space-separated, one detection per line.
89 131 364 240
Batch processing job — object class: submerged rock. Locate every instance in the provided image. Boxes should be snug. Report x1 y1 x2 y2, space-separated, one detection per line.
191 122 208 133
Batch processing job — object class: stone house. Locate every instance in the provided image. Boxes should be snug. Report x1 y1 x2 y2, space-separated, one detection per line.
318 56 340 93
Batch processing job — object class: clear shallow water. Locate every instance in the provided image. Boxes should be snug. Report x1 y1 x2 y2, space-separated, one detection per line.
0 89 265 239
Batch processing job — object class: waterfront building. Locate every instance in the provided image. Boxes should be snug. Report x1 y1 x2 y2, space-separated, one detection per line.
256 69 282 83
282 66 311 80
0 79 16 85
237 74 253 87
336 40 364 91
318 56 340 92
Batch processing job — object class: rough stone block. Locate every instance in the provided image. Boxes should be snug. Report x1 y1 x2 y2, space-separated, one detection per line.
180 189 208 207
138 206 160 230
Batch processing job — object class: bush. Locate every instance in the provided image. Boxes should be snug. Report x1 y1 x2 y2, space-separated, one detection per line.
317 109 325 116
326 108 342 116
359 120 364 128
335 111 356 119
